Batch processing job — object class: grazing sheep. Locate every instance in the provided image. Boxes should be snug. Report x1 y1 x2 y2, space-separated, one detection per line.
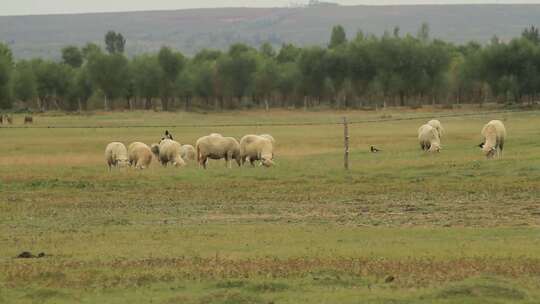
105 142 130 170
153 139 186 167
181 144 196 161
427 119 444 137
196 135 241 169
259 134 276 144
240 134 275 167
418 124 441 152
481 120 506 159
24 115 33 124
128 142 153 169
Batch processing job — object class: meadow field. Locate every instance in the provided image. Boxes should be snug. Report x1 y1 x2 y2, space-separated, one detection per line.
1 107 540 303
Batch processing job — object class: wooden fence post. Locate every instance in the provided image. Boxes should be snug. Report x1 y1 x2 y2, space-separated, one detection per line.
343 116 349 170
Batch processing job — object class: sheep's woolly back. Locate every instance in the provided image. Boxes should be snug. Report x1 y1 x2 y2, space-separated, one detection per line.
240 135 275 166
181 145 196 161
418 124 441 152
196 135 240 157
427 120 444 137
259 134 276 144
105 142 129 165
158 139 185 167
481 120 506 154
128 142 153 169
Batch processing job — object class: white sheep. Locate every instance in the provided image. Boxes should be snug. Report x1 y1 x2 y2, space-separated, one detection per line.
418 124 441 152
427 119 444 138
259 134 276 144
240 134 275 167
104 142 129 170
480 120 506 159
196 135 241 169
128 142 153 169
181 144 196 161
152 139 186 167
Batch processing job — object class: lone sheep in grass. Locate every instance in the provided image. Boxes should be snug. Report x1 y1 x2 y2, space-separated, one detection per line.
480 120 506 159
151 139 186 167
181 144 196 161
418 124 441 152
240 134 275 167
24 115 33 124
196 134 241 169
427 119 444 137
128 142 153 169
105 142 129 170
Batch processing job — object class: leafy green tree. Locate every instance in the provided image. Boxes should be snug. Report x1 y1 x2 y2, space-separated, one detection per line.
82 43 102 59
329 25 347 49
105 31 126 54
70 67 93 111
87 52 129 110
62 46 83 68
0 43 13 109
12 60 37 104
276 43 301 63
217 44 258 107
522 25 540 45
131 54 161 110
298 47 327 107
32 60 74 111
254 57 278 110
158 46 185 111
259 42 276 58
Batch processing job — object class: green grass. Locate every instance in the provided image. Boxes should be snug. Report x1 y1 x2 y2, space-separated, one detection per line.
1 108 540 303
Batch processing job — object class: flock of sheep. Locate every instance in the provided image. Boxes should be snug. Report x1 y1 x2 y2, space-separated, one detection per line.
105 131 275 170
418 119 506 158
104 119 506 171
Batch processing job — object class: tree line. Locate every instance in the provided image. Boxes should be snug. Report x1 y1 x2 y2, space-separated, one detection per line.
1 25 539 112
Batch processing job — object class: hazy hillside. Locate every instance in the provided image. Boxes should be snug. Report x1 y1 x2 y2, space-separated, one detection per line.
1 4 539 59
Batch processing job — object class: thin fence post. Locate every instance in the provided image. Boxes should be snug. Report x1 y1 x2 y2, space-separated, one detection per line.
343 116 349 170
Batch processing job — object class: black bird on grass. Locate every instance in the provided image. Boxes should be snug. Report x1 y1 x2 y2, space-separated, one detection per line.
370 146 382 153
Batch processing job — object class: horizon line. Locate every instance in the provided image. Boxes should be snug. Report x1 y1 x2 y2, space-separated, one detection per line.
2 2 540 18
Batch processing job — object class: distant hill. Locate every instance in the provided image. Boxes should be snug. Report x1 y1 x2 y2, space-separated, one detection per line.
1 4 539 60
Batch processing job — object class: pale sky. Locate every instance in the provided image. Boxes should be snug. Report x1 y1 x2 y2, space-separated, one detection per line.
1 0 539 16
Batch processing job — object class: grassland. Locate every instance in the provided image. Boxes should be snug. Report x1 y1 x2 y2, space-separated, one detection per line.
1 107 539 303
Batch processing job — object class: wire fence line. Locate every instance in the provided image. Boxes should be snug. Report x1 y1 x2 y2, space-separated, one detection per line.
1 109 538 130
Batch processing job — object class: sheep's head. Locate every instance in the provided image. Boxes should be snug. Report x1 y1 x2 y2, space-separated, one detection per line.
150 144 160 157
478 142 485 149
428 143 441 153
260 154 275 167
484 146 497 159
117 158 130 168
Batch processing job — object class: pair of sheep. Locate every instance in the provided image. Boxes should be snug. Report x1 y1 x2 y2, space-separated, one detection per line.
150 131 196 168
195 133 275 169
418 119 506 159
418 119 444 152
105 142 153 170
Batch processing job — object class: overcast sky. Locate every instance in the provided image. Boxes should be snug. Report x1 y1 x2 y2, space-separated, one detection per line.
1 0 539 16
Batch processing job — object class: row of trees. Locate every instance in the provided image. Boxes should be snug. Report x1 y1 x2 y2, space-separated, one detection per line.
1 25 540 111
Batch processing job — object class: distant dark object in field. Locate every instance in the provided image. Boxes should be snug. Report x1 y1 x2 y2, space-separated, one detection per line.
370 146 381 153
16 251 45 259
384 275 395 283
24 115 33 124
0 115 3 124
6 115 13 124
478 142 485 148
